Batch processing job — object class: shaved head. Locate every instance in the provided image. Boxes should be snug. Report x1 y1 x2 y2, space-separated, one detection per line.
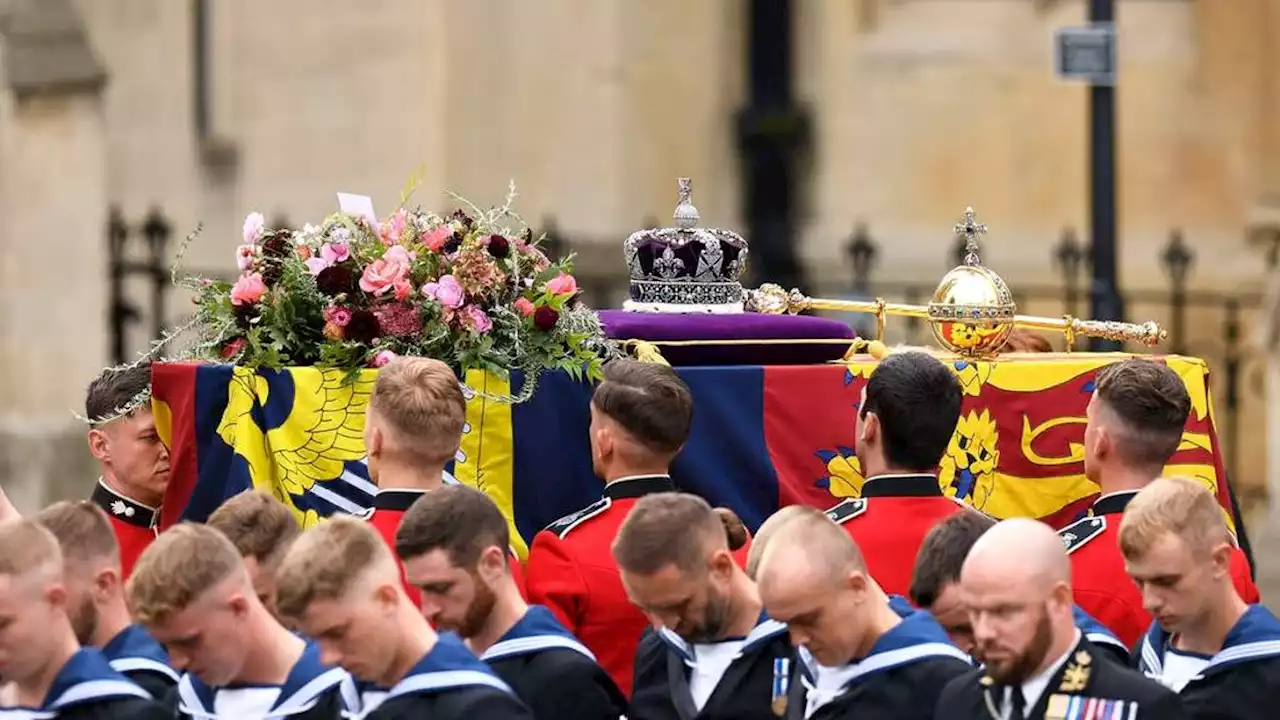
746 505 826 580
963 518 1071 591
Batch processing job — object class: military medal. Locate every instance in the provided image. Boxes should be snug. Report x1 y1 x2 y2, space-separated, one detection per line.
771 657 789 716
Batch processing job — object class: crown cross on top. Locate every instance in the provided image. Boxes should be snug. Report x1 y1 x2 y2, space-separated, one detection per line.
953 206 988 267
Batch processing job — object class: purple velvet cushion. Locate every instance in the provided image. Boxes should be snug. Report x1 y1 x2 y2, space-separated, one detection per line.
598 310 856 366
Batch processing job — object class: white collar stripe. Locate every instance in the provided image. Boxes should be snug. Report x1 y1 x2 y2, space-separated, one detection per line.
272 667 349 714
659 620 788 662
1087 633 1128 652
388 670 512 700
109 656 181 682
1204 640 1280 670
843 643 972 684
0 711 57 720
1141 637 1162 675
177 676 206 715
49 679 152 708
482 635 596 662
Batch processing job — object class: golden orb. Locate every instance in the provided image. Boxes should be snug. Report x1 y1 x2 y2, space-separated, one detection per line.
927 208 1017 358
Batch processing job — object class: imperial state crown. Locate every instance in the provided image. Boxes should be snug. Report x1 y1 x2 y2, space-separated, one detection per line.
623 178 749 313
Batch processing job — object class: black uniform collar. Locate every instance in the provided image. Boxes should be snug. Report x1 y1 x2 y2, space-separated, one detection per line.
372 489 427 512
604 475 674 500
860 473 943 498
1090 491 1139 516
92 480 158 528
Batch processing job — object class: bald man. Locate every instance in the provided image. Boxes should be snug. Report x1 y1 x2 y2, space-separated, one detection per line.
744 505 822 581
757 511 970 719
935 519 1184 720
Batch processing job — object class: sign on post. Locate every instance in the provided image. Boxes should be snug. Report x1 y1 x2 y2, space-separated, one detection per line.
1054 24 1117 85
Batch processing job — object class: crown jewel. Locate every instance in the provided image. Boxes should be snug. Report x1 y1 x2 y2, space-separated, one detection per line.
623 178 749 313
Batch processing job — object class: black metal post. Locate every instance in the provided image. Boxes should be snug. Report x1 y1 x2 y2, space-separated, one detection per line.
142 208 172 344
736 0 810 291
1055 228 1086 330
1223 299 1241 484
846 223 876 294
1088 0 1122 350
193 0 210 139
107 207 135 365
1161 229 1193 355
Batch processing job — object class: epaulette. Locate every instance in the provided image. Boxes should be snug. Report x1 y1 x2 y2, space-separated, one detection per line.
544 498 612 539
1058 516 1107 555
825 498 867 525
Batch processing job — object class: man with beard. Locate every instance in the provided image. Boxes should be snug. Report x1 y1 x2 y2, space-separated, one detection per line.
207 490 301 621
757 510 970 720
394 485 625 719
1061 358 1258 648
127 523 355 719
34 501 178 699
276 515 533 719
525 358 696 696
1124 478 1280 718
936 518 1184 719
0 519 168 718
910 509 1129 664
617 493 794 720
821 351 967 598
84 362 171 579
363 357 525 607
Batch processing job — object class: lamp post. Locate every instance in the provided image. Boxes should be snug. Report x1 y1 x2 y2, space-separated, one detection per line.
846 223 876 294
1160 229 1194 355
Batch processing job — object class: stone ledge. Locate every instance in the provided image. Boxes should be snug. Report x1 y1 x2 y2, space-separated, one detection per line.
0 0 106 100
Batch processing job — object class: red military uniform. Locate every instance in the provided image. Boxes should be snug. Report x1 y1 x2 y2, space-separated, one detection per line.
91 480 158 580
824 473 966 598
366 489 527 609
524 475 674 698
1062 490 1260 649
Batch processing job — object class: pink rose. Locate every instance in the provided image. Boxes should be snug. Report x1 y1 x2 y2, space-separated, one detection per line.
360 257 410 296
464 305 493 333
514 297 536 317
242 212 265 245
371 349 398 368
321 242 350 264
382 245 415 267
423 226 453 252
546 272 578 296
230 273 267 306
305 256 331 276
235 244 258 272
325 306 352 327
421 274 465 309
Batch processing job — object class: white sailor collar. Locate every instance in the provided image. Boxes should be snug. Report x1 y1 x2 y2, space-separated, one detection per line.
1071 605 1129 659
102 624 180 684
1 648 151 718
1139 604 1280 679
481 605 596 663
177 641 352 718
811 608 971 690
379 633 513 703
656 611 789 666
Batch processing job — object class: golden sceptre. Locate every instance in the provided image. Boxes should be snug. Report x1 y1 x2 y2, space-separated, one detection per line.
745 208 1167 357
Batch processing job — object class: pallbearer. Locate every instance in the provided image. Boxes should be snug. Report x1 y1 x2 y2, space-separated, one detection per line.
757 511 970 720
821 351 968 598
935 518 1184 720
617 493 794 720
34 501 178 699
276 516 533 719
127 524 355 719
0 519 168 718
1124 478 1280 719
394 486 626 719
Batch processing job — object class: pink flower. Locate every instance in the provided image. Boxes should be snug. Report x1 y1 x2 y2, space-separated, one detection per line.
514 297 536 317
546 272 578 296
382 245 415 267
296 245 313 260
321 242 350 264
393 279 412 301
371 349 398 368
464 305 493 333
421 274 465 309
381 209 409 246
235 244 258 271
242 212 265 245
360 256 411 296
230 273 267 306
305 257 331 276
325 306 352 327
423 226 453 253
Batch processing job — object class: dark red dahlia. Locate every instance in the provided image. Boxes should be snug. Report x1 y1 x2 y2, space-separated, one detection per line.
443 232 463 255
487 234 510 259
315 264 357 296
450 209 475 230
343 309 381 344
533 306 560 331
261 230 293 259
232 302 258 329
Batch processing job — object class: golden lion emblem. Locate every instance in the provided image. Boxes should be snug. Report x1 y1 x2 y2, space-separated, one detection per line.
938 409 1000 509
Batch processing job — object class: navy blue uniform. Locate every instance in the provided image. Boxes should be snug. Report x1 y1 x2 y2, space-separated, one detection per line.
100 624 178 702
0 648 168 719
170 641 355 719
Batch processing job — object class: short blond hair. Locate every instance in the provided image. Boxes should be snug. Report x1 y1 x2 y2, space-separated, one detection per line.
1119 477 1230 560
126 523 244 626
746 505 824 579
207 491 301 568
274 515 389 621
0 518 62 579
35 501 120 567
371 357 466 466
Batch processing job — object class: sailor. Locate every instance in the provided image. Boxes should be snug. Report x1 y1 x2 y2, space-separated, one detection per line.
127 523 356 719
757 510 972 719
821 351 968 598
33 501 178 699
617 493 794 720
275 515 533 719
935 518 1185 720
1060 358 1259 649
363 357 525 607
84 362 169 579
525 358 695 696
0 519 169 718
206 489 302 620
1123 477 1280 718
910 509 1129 664
394 485 625 719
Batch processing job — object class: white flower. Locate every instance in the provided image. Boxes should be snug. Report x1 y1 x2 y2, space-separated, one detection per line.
242 212 265 244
